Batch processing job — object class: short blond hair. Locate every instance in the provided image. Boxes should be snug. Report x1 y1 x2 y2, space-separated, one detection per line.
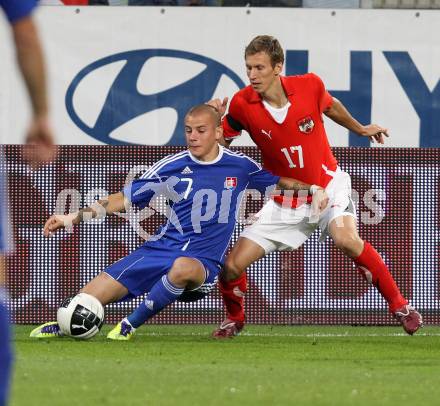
186 104 221 127
245 35 284 67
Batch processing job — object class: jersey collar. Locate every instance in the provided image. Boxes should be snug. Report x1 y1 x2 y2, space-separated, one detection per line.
188 144 224 165
247 76 294 103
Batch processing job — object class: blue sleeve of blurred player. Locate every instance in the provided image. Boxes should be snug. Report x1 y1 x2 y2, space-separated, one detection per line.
246 158 280 194
0 0 37 24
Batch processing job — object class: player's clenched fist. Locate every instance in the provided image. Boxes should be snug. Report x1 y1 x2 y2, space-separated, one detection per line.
43 213 78 237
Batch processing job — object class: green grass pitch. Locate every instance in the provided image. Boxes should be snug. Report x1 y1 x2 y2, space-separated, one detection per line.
11 325 440 406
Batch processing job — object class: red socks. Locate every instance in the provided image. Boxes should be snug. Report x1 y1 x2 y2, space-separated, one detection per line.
355 241 407 313
219 241 406 320
218 272 247 322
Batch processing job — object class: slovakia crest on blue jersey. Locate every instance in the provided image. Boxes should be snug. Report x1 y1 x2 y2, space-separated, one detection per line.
224 177 237 190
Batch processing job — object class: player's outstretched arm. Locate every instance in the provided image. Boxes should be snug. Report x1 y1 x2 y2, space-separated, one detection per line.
324 97 389 144
277 177 310 193
43 215 73 237
277 177 329 213
43 192 126 238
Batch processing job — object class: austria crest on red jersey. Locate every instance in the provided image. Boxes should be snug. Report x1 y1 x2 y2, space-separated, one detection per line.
297 116 315 134
224 177 237 190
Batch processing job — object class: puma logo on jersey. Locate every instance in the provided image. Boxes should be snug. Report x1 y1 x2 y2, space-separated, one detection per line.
181 166 193 175
261 129 272 139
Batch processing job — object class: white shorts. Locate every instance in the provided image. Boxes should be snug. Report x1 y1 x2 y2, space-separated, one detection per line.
240 168 356 254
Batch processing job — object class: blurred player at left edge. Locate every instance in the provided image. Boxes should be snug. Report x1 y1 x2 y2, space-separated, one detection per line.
1 0 57 404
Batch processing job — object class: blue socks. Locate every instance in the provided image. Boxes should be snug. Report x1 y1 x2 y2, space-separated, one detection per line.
127 275 184 328
0 297 13 406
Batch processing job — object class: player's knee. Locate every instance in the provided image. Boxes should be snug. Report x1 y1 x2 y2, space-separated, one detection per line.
333 233 362 256
224 256 245 281
80 273 126 305
169 257 203 286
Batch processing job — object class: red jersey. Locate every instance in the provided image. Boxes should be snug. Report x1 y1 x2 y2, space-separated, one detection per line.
223 73 338 206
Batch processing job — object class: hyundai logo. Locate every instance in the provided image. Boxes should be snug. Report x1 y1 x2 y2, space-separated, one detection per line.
65 49 245 145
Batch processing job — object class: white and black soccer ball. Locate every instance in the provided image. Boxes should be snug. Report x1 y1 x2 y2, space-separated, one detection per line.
57 293 104 339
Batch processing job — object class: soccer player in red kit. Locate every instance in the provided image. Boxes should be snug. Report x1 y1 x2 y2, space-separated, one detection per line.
209 35 422 338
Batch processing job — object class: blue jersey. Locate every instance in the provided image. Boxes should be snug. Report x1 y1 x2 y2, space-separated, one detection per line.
0 0 36 23
123 146 280 265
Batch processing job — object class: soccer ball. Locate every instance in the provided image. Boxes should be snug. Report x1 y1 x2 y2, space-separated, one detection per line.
57 293 104 339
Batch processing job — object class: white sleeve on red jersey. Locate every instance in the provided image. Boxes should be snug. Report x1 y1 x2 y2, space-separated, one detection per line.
309 72 333 113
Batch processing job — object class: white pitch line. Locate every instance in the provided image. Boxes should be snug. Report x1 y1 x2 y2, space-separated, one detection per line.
135 331 440 338
241 332 440 337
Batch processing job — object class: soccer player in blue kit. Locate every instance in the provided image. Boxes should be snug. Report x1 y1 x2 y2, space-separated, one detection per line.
30 104 328 340
1 0 57 404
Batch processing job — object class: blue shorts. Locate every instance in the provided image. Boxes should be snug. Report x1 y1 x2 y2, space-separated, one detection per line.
104 244 221 303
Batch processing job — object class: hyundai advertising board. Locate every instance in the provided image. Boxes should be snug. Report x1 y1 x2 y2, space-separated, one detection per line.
0 7 439 147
